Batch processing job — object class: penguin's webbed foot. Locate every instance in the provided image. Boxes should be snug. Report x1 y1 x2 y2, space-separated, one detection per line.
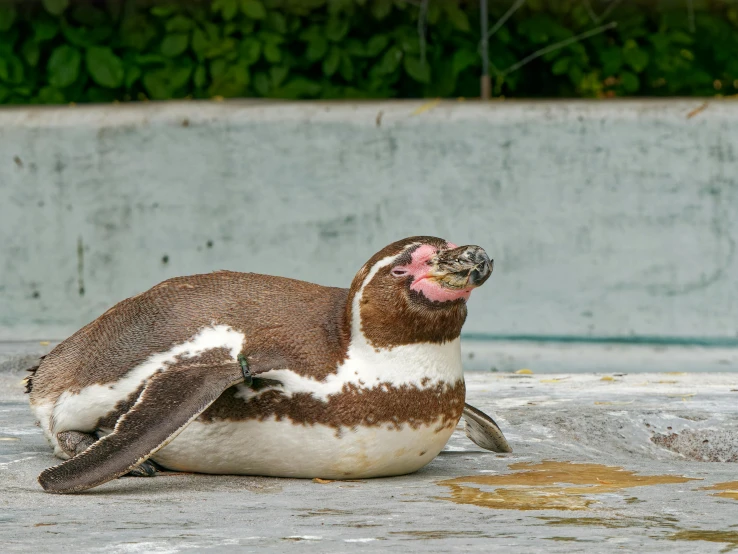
124 459 161 478
57 430 160 479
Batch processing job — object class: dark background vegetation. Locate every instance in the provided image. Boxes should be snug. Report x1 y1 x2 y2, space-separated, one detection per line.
0 0 736 104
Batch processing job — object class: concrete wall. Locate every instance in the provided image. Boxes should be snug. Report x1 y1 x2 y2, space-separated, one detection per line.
1 99 737 343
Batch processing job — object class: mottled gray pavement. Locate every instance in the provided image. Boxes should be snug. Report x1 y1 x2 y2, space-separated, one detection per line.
1 342 737 553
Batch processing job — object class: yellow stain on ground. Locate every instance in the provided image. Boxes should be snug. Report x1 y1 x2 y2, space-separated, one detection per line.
39 341 50 346
667 530 738 550
411 99 441 115
515 369 533 375
437 461 698 511
700 481 738 501
600 376 615 382
594 400 634 406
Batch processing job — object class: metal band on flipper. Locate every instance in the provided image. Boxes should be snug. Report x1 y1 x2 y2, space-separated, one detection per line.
462 403 512 453
38 360 244 494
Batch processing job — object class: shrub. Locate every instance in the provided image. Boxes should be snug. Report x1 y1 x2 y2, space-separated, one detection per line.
0 0 736 104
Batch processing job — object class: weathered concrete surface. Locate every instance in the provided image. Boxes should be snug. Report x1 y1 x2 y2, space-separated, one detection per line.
4 339 738 377
1 100 737 343
2 353 737 553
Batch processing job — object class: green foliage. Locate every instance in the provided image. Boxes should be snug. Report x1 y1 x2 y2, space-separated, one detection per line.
0 0 736 105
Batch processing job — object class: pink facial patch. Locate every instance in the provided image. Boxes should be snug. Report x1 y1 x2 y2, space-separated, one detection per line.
393 243 472 303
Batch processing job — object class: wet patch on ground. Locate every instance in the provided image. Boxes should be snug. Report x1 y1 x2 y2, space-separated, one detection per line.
665 530 738 552
437 461 698 511
700 481 738 501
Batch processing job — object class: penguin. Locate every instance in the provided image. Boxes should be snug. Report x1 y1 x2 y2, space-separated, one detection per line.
26 236 511 494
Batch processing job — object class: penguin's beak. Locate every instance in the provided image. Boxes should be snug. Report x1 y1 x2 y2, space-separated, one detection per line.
429 245 493 290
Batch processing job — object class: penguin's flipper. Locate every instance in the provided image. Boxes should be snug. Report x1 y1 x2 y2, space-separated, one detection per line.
38 360 244 494
462 403 512 453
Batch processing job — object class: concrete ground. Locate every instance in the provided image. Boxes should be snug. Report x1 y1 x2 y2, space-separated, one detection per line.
1 342 737 553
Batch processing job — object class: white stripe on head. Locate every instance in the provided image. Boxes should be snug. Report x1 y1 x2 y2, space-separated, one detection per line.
350 242 420 345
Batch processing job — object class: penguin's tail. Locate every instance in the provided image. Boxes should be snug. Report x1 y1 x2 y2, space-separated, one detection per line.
23 355 46 394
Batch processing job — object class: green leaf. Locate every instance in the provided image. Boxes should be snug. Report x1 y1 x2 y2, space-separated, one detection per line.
136 53 169 66
166 15 193 33
86 47 125 88
120 15 157 51
670 30 694 45
373 45 402 75
366 35 389 57
371 0 392 21
305 35 328 62
623 40 649 72
599 47 623 75
253 71 270 95
72 5 107 27
36 86 66 104
339 53 353 81
323 46 341 76
620 71 639 93
161 34 189 57
213 0 239 21
42 0 69 16
47 45 81 88
240 0 267 19
60 19 112 48
22 41 41 67
150 6 175 18
193 64 207 88
452 49 477 76
0 4 16 32
208 62 249 97
567 65 583 87
0 56 24 85
124 65 142 88
325 18 349 42
210 58 227 79
345 38 366 57
143 65 193 99
239 38 261 65
270 65 288 87
192 29 209 59
263 42 281 63
551 56 571 75
274 77 321 99
403 56 430 83
86 87 117 103
444 4 470 32
266 12 287 34
32 18 59 42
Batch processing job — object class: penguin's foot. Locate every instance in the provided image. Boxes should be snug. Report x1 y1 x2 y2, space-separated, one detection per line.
124 460 161 478
57 430 96 458
56 430 160 479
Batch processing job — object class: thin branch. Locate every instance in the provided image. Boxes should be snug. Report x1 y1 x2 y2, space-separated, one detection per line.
418 0 428 65
501 21 618 76
486 0 526 40
597 0 623 23
480 0 490 99
582 0 599 24
687 0 696 33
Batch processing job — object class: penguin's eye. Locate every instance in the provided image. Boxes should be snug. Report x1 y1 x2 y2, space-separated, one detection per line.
391 268 408 277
